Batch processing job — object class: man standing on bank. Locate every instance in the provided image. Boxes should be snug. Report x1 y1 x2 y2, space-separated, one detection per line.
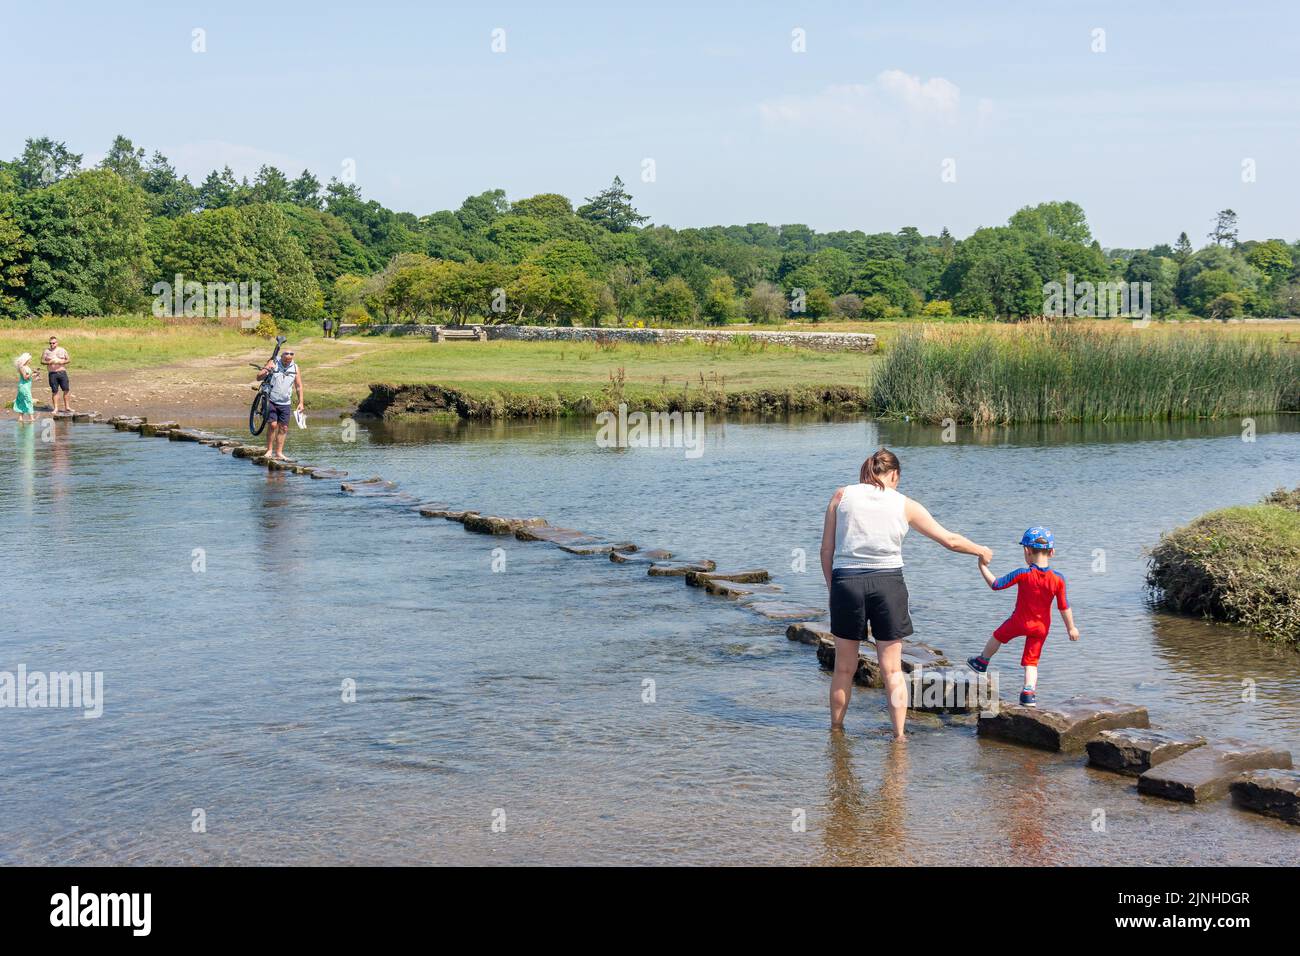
41 335 74 415
257 347 304 461
820 448 992 741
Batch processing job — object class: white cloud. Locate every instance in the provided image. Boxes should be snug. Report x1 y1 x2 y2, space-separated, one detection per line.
759 70 987 138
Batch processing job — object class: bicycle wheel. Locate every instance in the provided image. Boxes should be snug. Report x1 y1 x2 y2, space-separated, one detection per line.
249 390 270 436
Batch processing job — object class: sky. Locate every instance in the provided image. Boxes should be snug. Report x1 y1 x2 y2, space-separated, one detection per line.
2 0 1297 247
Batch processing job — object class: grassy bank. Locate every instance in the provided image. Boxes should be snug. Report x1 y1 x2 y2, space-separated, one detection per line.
1148 488 1300 645
870 323 1300 424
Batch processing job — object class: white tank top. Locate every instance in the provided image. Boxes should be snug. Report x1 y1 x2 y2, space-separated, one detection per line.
832 483 909 570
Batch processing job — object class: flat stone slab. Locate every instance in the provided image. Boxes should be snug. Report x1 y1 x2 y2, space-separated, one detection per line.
232 445 266 458
557 541 637 555
1231 768 1300 824
515 525 594 544
906 667 996 713
786 621 835 646
341 477 398 495
1138 738 1293 803
978 697 1150 753
309 468 348 479
168 428 218 442
464 514 546 535
139 421 179 436
1086 727 1207 776
113 419 145 431
743 600 826 621
70 412 98 422
704 579 783 598
684 568 770 587
609 548 674 564
647 560 717 577
815 635 881 688
898 642 948 672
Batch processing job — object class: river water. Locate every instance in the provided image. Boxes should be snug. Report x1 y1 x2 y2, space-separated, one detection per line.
2 412 1298 864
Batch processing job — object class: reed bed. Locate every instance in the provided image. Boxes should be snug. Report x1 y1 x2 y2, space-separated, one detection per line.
870 323 1300 424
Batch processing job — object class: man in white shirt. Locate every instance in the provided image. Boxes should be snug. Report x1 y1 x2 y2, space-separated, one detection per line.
255 348 305 461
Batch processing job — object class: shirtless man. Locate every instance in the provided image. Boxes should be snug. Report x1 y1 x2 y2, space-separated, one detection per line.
41 335 73 414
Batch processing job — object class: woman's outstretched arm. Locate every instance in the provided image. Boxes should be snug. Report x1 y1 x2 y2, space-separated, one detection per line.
904 498 992 564
820 488 844 588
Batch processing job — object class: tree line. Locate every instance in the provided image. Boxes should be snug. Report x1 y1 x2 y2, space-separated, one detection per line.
1 134 1296 325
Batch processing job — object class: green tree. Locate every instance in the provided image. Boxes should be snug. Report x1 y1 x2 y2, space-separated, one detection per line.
289 170 323 209
577 176 649 233
0 168 32 315
645 275 695 323
1209 209 1239 247
19 169 152 314
701 275 737 325
11 137 83 190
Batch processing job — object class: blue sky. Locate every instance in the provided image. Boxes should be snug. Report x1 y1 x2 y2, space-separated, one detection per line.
3 0 1297 246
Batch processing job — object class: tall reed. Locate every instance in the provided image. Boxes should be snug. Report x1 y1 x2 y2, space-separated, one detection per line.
870 323 1300 424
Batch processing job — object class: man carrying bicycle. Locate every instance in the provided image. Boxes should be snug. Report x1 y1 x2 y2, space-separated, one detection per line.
256 347 304 461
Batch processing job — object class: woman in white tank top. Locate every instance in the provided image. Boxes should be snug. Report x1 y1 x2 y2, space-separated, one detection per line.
819 448 992 740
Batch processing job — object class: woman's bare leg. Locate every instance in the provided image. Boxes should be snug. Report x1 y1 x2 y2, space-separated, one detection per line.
876 639 907 740
830 637 861 730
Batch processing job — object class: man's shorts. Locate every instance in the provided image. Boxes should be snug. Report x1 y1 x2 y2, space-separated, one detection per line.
994 617 1048 666
267 402 292 426
830 568 914 643
48 370 70 393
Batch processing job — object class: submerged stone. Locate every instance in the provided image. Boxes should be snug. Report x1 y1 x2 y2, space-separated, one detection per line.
977 696 1150 752
1230 768 1300 824
610 548 674 564
684 568 770 587
647 560 717 577
1137 738 1293 803
341 477 398 495
743 600 826 621
309 468 348 479
558 541 637 555
515 525 591 544
1086 727 1207 776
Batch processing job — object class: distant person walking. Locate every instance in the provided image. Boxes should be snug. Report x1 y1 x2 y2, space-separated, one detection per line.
13 352 35 423
820 448 992 740
41 335 73 414
256 347 304 461
323 316 334 339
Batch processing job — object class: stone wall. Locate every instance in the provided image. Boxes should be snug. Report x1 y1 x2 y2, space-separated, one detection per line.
337 323 877 352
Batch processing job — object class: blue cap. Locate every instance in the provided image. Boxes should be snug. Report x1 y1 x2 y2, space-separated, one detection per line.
1019 527 1054 550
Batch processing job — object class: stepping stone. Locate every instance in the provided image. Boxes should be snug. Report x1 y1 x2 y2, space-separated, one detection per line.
906 667 996 713
978 697 1150 753
232 445 266 458
814 635 881 687
515 525 591 544
743 600 826 621
167 428 205 442
647 560 717 577
1231 768 1300 824
899 642 949 672
703 579 783 598
786 621 835 646
341 477 398 495
464 515 546 535
610 548 674 564
139 421 178 437
309 468 348 479
1138 738 1293 803
115 421 145 432
70 412 98 423
1086 727 1207 776
558 541 637 555
685 568 770 587
290 464 318 475
251 455 272 466
439 511 480 523
267 458 296 471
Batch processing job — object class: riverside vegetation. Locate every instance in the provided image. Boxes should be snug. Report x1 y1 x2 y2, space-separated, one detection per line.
1148 487 1300 645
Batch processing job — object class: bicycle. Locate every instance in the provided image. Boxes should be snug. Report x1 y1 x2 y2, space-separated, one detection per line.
248 335 289 436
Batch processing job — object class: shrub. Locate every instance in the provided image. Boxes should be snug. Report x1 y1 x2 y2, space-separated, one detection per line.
859 294 891 321
241 313 279 338
922 299 954 318
342 305 371 328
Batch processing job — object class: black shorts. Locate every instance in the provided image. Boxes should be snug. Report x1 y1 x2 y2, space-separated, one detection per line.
267 401 292 425
48 370 70 393
829 568 914 643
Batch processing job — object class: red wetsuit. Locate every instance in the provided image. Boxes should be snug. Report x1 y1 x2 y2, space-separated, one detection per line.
991 565 1069 666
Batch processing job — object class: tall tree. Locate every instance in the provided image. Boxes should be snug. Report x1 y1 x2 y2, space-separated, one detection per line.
1209 209 1239 247
576 176 649 233
12 137 83 190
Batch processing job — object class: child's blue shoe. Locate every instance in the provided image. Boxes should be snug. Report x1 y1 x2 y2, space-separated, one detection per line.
967 655 989 673
1019 687 1037 706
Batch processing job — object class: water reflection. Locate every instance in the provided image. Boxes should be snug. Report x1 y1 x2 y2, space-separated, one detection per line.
821 733 910 866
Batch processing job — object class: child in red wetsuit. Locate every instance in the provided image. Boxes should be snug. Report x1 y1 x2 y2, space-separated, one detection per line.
966 527 1079 706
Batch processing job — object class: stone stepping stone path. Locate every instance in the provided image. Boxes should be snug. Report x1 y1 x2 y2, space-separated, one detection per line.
139 421 179 437
906 666 995 713
1086 727 1207 776
341 477 398 495
463 515 547 535
1231 768 1300 824
513 525 590 544
309 468 348 480
786 622 834 646
685 568 770 587
978 697 1149 753
646 560 716 577
1137 738 1293 803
